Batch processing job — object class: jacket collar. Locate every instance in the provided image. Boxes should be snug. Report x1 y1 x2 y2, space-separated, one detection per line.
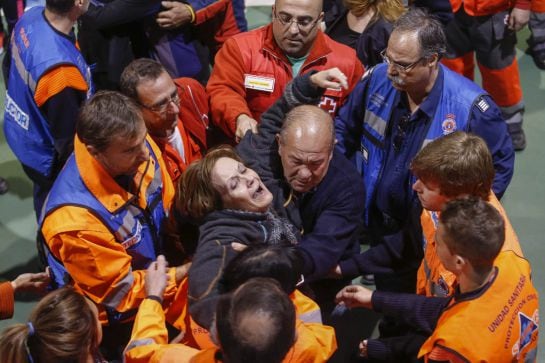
74 135 155 213
262 23 332 67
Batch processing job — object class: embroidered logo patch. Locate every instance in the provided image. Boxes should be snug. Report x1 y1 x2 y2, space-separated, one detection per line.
511 310 539 357
477 98 490 113
441 113 457 135
319 96 337 115
121 220 143 250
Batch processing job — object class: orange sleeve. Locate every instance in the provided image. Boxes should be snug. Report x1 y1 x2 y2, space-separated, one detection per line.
34 65 88 107
284 320 337 363
42 207 178 322
0 282 15 320
125 298 201 363
206 37 252 139
427 344 468 363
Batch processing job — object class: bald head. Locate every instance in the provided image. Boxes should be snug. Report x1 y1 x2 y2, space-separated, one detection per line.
216 278 296 363
279 105 334 150
277 105 335 193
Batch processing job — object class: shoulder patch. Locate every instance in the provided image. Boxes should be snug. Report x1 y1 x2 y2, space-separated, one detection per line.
476 97 490 113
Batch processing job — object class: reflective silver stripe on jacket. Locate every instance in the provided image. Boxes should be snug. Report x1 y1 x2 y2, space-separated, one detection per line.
298 309 322 324
11 41 37 92
363 112 388 137
102 270 135 309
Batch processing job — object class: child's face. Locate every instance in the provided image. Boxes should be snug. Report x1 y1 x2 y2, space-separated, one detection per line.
412 178 450 211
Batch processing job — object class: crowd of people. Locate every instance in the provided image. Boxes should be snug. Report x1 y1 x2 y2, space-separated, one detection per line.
0 0 541 362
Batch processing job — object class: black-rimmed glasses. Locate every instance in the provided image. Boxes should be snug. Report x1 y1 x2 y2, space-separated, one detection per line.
381 50 424 73
139 89 180 114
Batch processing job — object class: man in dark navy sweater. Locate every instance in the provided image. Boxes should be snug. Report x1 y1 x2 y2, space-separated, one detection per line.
237 69 365 319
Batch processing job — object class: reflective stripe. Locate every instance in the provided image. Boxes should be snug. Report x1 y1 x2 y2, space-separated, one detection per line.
145 160 163 202
499 101 524 118
114 204 141 242
364 112 387 137
299 309 322 324
123 338 155 360
102 270 135 309
11 39 37 92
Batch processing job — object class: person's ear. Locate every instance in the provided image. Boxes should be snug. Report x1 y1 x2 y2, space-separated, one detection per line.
454 254 466 272
86 144 100 158
276 134 283 154
428 53 439 67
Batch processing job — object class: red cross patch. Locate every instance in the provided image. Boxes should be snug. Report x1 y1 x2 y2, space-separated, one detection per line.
319 96 337 115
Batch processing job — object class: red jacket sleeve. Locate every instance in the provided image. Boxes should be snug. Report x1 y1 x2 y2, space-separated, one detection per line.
207 37 253 138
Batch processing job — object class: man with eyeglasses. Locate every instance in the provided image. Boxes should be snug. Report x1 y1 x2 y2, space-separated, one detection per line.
120 59 209 183
333 9 514 306
207 0 364 143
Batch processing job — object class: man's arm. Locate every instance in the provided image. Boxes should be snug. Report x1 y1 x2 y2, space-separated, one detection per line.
83 0 161 29
334 77 368 158
207 38 255 139
187 239 238 329
336 285 449 334
468 95 515 198
43 208 180 314
35 66 88 174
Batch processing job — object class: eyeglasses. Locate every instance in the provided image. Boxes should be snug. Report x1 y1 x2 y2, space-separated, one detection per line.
273 9 320 32
393 114 410 151
139 89 180 113
381 50 424 73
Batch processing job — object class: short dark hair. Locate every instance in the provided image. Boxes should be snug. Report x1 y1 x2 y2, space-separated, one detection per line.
216 278 296 363
119 58 167 100
440 197 505 275
76 91 144 152
410 131 494 200
46 0 75 15
221 245 304 295
176 146 243 220
392 8 446 58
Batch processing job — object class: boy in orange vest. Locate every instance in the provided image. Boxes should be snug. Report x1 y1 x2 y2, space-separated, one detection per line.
410 131 524 298
336 197 539 362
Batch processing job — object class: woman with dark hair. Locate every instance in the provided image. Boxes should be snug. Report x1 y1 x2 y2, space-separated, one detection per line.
176 146 299 332
0 287 105 363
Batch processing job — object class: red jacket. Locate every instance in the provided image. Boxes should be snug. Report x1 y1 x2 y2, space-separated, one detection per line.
152 78 209 183
207 24 364 139
450 0 531 16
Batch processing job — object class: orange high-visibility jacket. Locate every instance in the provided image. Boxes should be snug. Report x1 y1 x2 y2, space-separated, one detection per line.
42 136 179 325
416 192 523 297
419 251 539 362
125 290 337 363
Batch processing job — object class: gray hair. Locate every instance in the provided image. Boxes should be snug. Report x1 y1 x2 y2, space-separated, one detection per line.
393 8 446 59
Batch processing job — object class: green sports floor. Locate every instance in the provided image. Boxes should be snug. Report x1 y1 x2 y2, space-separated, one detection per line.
1 7 544 359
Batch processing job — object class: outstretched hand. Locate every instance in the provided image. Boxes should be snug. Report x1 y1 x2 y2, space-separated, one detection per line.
145 255 170 298
335 284 374 309
11 269 50 294
310 68 349 91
